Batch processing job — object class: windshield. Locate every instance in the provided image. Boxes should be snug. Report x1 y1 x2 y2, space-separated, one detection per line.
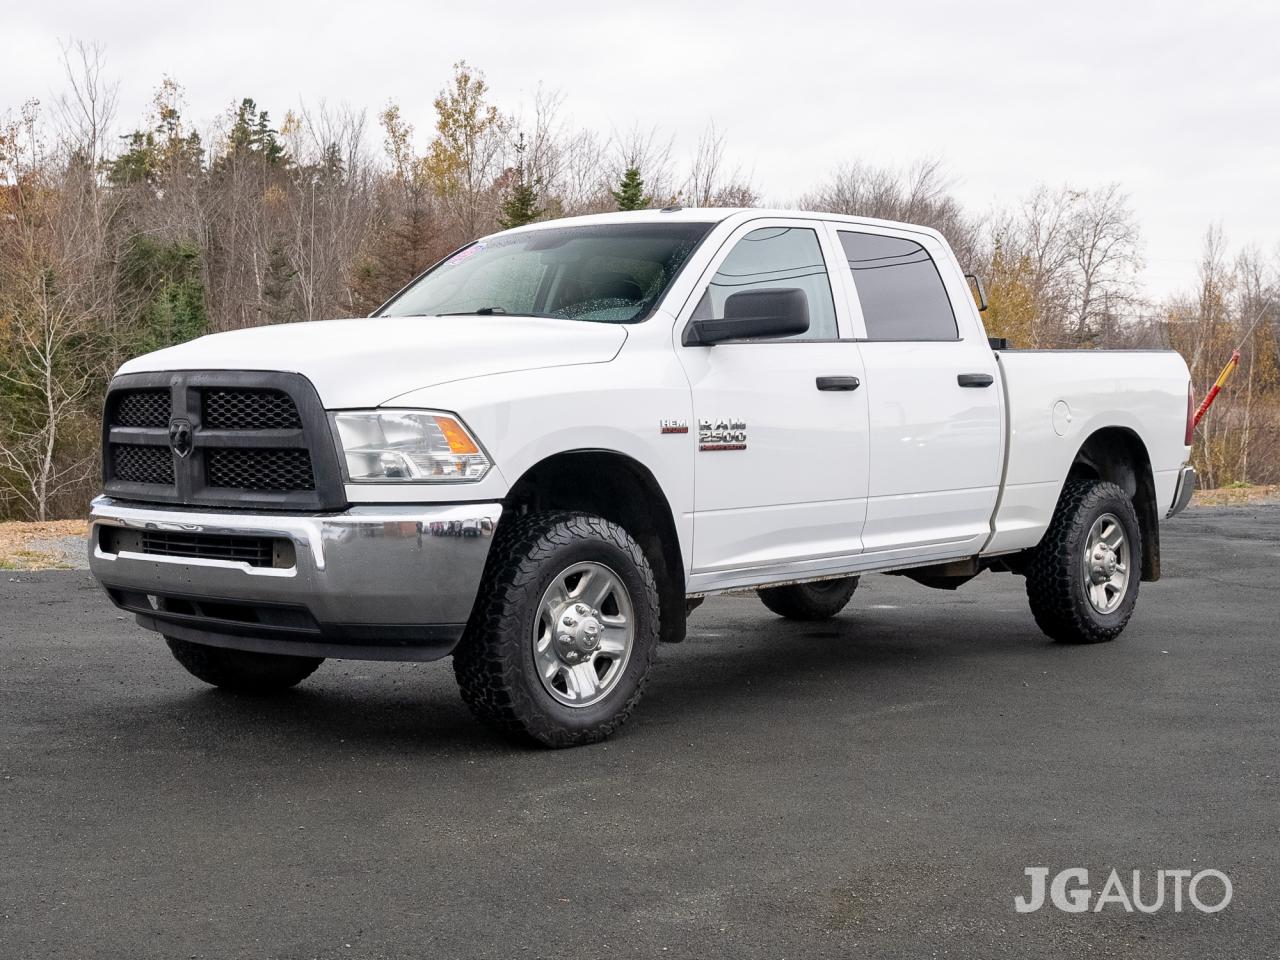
377 222 714 324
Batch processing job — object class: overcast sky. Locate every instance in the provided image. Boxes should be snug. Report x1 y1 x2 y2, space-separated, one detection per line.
6 0 1278 298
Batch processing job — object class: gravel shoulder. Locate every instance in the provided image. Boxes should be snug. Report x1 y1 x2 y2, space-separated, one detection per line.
0 520 87 570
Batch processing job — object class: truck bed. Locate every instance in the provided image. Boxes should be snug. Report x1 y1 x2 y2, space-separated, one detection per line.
987 349 1191 555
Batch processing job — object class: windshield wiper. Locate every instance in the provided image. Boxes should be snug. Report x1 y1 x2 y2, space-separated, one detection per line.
435 308 562 319
438 306 507 316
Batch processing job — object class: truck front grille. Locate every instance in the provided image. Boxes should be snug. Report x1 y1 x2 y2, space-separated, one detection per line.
112 444 175 485
113 389 171 428
203 389 302 430
206 448 316 491
101 371 345 511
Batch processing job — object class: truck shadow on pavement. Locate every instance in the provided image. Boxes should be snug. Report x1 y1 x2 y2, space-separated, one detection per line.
129 597 1075 757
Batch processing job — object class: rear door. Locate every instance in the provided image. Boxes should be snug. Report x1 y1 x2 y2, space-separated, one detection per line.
829 225 1003 557
677 218 870 588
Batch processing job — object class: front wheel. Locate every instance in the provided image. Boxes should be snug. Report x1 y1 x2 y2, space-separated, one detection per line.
452 511 660 747
1024 479 1141 644
165 636 323 693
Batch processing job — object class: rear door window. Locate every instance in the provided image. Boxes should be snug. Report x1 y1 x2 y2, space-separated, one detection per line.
837 231 958 341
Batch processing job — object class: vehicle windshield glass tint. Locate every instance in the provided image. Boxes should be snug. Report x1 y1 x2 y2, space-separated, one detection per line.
378 222 714 324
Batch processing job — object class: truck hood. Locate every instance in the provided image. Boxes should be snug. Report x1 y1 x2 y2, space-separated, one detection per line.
116 315 628 407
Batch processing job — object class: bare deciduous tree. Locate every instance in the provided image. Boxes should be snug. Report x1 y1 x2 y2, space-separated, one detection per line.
0 45 119 519
802 158 977 268
684 122 757 208
1065 183 1141 344
283 102 374 320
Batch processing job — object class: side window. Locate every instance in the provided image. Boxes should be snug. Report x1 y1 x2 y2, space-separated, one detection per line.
838 231 958 341
692 226 838 340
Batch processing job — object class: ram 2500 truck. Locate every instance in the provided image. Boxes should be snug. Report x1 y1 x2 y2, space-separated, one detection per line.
89 208 1196 746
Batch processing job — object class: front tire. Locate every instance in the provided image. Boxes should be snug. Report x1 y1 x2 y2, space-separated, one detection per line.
1024 479 1141 644
758 577 860 621
165 636 323 693
452 511 660 748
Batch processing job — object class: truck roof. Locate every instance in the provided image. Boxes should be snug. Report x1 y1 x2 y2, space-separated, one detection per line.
495 207 949 245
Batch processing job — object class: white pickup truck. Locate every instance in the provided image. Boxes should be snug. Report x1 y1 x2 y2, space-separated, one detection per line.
89 208 1196 746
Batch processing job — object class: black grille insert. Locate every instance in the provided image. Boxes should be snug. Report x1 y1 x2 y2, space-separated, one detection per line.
203 389 302 430
113 389 171 428
100 527 295 568
112 444 174 485
206 448 316 491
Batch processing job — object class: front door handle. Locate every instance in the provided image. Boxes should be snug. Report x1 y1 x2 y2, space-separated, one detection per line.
957 373 994 388
816 376 861 392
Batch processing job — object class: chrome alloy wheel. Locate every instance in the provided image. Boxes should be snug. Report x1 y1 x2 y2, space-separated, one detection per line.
1082 512 1130 614
533 561 635 708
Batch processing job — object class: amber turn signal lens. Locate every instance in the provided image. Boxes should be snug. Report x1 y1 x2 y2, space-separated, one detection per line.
435 416 480 455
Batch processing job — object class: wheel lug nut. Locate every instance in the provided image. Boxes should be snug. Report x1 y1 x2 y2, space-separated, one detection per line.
576 604 588 615
563 614 575 626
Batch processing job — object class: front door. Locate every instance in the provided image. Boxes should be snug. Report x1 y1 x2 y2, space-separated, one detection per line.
676 219 870 589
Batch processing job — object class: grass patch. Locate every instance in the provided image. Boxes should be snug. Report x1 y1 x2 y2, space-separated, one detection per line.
0 520 87 570
0 548 75 571
1194 483 1280 506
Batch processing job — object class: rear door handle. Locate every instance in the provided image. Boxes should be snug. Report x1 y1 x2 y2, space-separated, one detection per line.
957 373 994 388
816 376 861 392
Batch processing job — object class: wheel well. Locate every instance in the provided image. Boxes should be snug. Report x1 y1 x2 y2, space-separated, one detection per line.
503 451 688 643
1065 427 1161 581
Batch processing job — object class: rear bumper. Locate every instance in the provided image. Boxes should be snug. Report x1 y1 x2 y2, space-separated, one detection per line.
89 496 502 661
1167 464 1196 518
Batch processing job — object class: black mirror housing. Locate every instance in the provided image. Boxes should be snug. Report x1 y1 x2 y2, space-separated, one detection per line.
688 288 810 345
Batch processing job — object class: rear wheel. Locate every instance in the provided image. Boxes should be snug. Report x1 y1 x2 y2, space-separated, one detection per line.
165 636 323 693
452 511 660 747
758 577 859 621
1024 479 1141 643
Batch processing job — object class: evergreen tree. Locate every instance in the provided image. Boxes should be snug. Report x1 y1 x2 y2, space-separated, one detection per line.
497 134 542 229
612 166 650 211
226 98 284 163
120 237 209 353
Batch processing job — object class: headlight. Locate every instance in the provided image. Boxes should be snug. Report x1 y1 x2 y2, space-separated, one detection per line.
334 410 491 482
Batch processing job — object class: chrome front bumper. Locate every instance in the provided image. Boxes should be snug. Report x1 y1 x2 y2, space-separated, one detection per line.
1167 464 1197 518
89 496 502 661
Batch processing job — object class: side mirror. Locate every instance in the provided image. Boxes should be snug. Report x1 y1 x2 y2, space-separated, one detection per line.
688 288 810 345
966 273 989 312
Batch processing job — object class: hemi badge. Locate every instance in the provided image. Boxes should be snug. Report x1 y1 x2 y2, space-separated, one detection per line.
660 419 689 434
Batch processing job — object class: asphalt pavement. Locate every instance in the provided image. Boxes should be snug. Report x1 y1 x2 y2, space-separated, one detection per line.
1 506 1277 959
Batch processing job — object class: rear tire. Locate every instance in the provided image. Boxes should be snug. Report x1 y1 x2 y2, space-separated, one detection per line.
758 577 859 621
452 511 660 748
165 636 323 693
1024 479 1141 644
